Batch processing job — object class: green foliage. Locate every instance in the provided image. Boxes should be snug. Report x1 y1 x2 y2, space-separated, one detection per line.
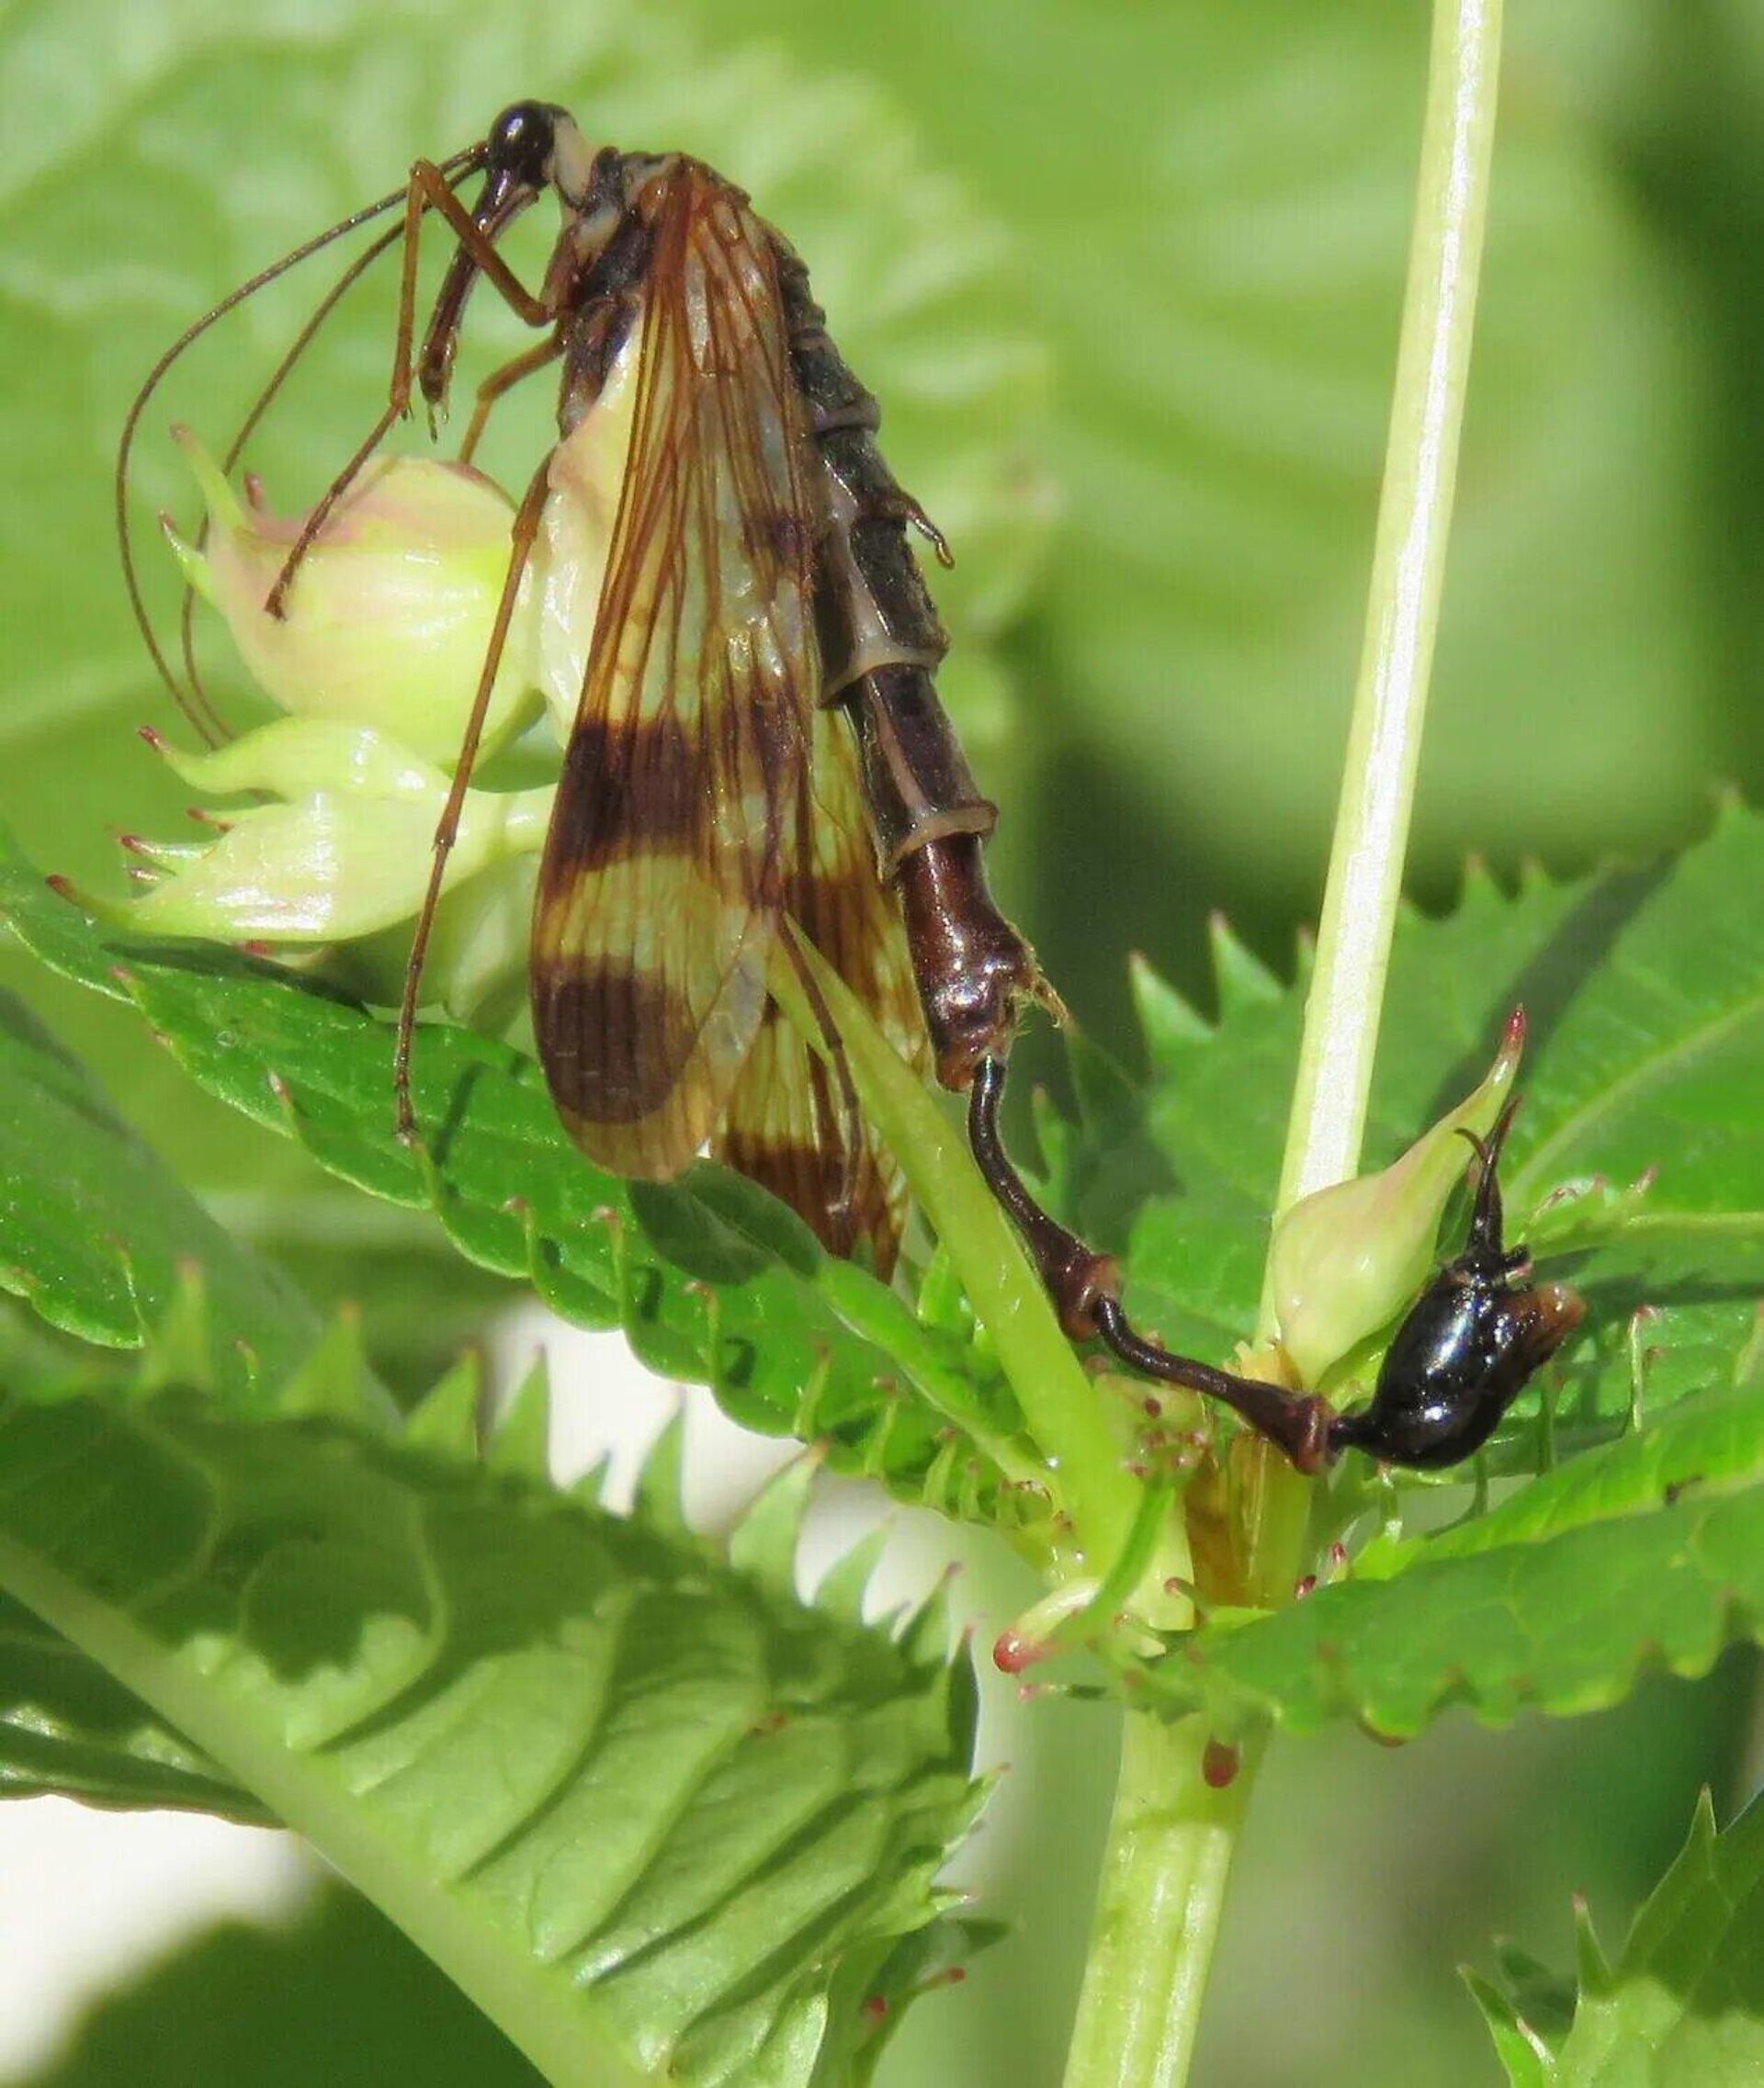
0 974 992 2081
1145 1371 1764 1738
0 0 1045 1210
4 5 1762 2084
1469 1788 1764 2083
0 1334 988 2085
0 1589 266 1821
0 826 1031 1514
0 983 324 1404
10 784 1764 1760
1097 803 1764 1465
17 801 1764 1518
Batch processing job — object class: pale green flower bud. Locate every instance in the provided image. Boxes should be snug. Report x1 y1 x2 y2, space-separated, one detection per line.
1269 1008 1527 1387
163 431 543 765
123 717 551 944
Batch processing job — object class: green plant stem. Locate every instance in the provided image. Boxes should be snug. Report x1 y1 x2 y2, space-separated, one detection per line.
1265 0 1506 1241
774 937 1141 1572
1062 1718 1262 2088
1065 5 1505 2082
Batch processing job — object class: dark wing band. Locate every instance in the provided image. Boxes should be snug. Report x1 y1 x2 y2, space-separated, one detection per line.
533 166 818 1180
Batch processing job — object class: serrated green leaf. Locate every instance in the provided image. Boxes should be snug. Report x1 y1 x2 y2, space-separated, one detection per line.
0 1592 261 1822
1566 1789 1764 2082
275 1304 381 1427
1472 1787 1764 2085
485 1355 551 1480
569 1454 615 1514
0 1383 986 2087
0 986 321 1403
1206 916 1282 1016
898 1572 959 1670
1128 955 1212 1076
1139 1375 1764 1735
1370 1374 1764 1576
403 1351 484 1461
816 1913 1002 2087
1148 1384 1764 1736
1492 1942 1578 2052
0 830 1025 1516
813 1524 894 1628
130 1261 219 1398
1463 1967 1560 2088
1575 1897 1617 2002
632 1409 692 1543
727 1453 820 1596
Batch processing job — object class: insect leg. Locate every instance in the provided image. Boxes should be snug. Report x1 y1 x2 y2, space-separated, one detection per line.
265 159 553 619
456 329 567 467
394 448 554 1141
118 151 480 742
263 168 442 619
400 159 553 334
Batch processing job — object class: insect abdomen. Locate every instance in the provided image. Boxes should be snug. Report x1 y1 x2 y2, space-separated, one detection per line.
775 248 986 846
775 243 1045 1086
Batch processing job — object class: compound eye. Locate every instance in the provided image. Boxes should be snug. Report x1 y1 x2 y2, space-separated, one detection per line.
486 100 558 187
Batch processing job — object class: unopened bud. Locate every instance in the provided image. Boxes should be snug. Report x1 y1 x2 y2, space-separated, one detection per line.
165 430 542 764
1270 1010 1526 1386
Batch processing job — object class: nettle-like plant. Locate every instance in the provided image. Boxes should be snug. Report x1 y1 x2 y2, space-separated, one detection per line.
4 4 1764 2085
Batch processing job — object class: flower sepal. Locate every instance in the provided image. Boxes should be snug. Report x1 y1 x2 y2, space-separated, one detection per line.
121 716 551 948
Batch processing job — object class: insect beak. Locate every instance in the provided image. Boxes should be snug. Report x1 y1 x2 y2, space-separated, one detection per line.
418 165 542 412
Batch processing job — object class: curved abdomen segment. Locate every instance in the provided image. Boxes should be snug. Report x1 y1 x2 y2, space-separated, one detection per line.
775 243 1046 1087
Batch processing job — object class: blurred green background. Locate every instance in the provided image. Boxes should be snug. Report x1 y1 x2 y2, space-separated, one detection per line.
2 0 1760 2081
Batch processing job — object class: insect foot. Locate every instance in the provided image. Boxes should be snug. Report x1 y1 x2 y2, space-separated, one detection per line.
1328 1100 1586 1469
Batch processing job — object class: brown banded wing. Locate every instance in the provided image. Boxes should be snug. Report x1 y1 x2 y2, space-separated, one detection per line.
718 700 929 1272
532 162 926 1266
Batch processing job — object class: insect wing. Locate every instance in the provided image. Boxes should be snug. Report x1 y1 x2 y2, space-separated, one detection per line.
533 169 816 1180
718 704 930 1272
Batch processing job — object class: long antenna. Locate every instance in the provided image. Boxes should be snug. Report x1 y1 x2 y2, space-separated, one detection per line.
175 216 406 737
116 145 483 744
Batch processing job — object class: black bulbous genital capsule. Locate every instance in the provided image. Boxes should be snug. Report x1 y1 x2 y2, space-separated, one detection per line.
1328 1100 1585 1470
